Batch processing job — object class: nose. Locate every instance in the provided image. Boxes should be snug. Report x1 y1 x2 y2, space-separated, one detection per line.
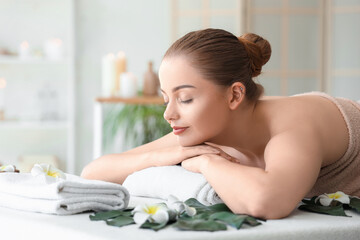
163 101 179 123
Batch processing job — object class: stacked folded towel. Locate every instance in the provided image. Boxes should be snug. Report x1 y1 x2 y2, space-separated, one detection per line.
0 172 129 215
123 166 223 205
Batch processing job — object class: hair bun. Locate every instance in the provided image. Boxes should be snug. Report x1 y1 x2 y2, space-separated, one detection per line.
238 33 271 77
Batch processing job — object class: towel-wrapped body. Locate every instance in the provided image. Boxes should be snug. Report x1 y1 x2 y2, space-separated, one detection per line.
123 166 222 205
301 92 360 197
0 173 129 215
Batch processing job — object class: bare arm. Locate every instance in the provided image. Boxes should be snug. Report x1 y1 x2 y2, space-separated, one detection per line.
81 132 220 184
182 128 323 219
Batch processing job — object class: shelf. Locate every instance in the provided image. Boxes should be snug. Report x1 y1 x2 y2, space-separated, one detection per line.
0 120 68 130
0 56 69 65
96 96 164 105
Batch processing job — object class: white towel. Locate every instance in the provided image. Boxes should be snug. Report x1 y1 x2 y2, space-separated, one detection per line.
0 173 129 215
123 166 222 205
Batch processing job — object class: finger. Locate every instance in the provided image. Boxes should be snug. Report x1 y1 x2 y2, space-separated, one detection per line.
182 145 221 156
203 142 237 162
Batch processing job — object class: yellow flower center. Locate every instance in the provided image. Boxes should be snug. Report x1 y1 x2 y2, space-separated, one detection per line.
328 192 342 200
47 170 61 178
145 205 159 215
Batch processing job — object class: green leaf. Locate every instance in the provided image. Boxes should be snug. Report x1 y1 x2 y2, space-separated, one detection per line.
349 197 360 213
106 215 135 227
191 212 212 220
89 210 124 221
173 219 227 231
298 201 349 217
140 221 169 231
301 196 318 205
103 104 171 152
209 212 261 229
184 198 231 214
209 211 246 229
207 203 231 212
244 215 263 226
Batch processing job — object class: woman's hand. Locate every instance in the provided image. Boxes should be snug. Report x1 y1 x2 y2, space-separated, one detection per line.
179 143 241 173
181 153 230 173
181 145 240 173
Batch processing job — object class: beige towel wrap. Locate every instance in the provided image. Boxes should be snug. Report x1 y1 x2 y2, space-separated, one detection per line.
297 92 360 197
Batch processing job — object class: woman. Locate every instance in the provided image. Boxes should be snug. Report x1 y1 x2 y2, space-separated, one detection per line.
82 28 360 219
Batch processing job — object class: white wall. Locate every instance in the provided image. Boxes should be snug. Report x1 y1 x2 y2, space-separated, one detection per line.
74 0 171 173
1 0 359 174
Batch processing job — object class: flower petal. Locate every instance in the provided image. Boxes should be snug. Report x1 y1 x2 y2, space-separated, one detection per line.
315 194 331 206
151 209 169 224
331 191 350 204
133 212 149 225
319 196 333 206
31 164 46 176
184 206 197 216
0 165 16 172
31 163 66 181
132 205 146 214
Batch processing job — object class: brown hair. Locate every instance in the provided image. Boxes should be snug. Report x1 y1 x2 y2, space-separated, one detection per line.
163 28 271 101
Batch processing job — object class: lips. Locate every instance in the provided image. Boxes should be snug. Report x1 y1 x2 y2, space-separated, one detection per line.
172 126 188 135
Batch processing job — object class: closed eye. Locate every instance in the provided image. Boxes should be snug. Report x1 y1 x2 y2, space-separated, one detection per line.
180 99 193 104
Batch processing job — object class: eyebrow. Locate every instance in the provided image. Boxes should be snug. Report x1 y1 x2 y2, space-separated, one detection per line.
161 84 196 93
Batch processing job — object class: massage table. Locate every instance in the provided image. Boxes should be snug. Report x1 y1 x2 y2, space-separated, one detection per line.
1 196 359 240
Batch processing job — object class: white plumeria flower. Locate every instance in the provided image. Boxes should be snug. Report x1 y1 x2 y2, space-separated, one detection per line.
31 163 66 183
167 195 196 217
0 165 17 172
315 191 350 206
132 204 169 225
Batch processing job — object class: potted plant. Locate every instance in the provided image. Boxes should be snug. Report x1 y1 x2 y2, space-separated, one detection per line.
102 103 172 153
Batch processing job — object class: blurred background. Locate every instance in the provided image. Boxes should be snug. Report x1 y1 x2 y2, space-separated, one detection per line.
0 0 359 175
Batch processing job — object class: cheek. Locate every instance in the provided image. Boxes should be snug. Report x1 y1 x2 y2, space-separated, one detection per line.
195 104 228 135
178 101 229 146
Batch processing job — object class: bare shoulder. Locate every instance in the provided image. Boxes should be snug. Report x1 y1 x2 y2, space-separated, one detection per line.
259 94 349 165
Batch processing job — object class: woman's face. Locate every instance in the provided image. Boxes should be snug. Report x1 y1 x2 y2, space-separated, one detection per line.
159 56 231 146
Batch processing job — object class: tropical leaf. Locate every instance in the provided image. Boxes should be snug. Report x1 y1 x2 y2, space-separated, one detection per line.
89 210 125 221
103 104 171 152
89 198 261 231
298 201 349 217
349 197 360 213
183 198 261 229
184 198 230 214
106 215 135 227
140 221 168 231
173 219 227 231
301 196 318 205
209 211 261 229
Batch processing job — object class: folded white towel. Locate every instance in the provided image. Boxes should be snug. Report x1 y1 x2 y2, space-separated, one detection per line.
123 166 222 205
0 173 129 215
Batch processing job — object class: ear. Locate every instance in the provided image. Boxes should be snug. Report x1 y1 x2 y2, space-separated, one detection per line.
227 82 245 110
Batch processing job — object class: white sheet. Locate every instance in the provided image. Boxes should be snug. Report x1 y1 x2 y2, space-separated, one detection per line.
1 196 360 240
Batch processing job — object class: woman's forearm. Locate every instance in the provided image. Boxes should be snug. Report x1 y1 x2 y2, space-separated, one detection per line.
200 157 295 219
81 151 154 184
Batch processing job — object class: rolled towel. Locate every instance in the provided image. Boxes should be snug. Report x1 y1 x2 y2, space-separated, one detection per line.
0 173 129 215
123 166 222 205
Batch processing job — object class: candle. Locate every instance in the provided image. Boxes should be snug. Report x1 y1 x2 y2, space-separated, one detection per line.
44 38 64 60
114 51 127 95
119 72 137 98
19 41 30 59
101 53 116 97
0 78 6 110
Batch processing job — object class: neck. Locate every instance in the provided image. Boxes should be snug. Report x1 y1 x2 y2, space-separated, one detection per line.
209 99 270 156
